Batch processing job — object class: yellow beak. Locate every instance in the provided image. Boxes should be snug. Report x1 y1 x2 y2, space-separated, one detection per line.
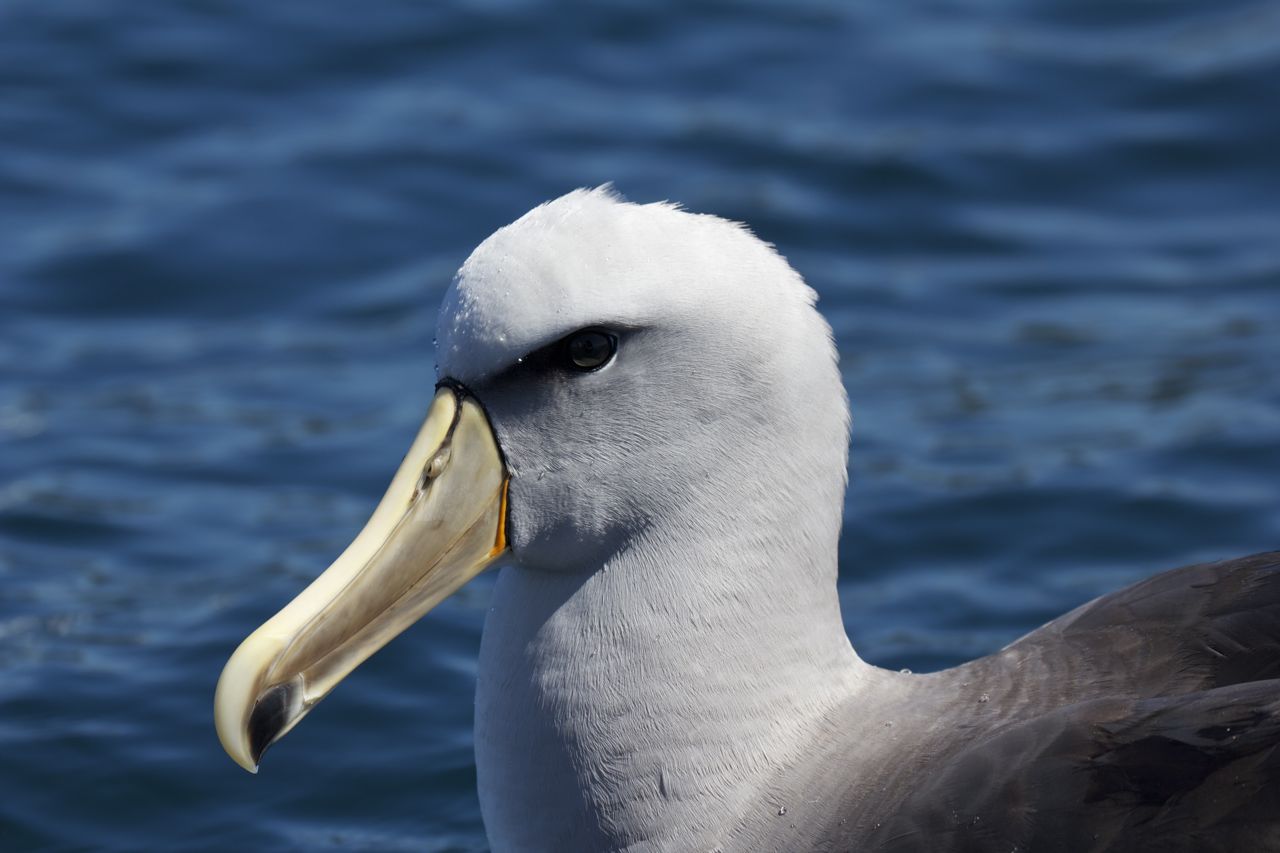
214 385 509 772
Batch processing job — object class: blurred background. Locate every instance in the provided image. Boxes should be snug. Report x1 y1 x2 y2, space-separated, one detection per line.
2 0 1278 849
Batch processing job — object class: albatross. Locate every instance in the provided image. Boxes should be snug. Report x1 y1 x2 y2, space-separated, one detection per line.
215 188 1280 852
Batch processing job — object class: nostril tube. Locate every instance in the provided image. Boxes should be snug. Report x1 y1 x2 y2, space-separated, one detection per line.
426 447 451 481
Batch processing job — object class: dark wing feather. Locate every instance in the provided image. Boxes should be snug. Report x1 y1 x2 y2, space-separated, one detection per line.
864 681 1280 853
844 552 1280 852
980 551 1280 702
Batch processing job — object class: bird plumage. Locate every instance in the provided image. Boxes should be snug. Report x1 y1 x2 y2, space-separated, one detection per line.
221 187 1280 852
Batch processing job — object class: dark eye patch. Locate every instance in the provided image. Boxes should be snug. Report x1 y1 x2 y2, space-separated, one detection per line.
467 326 625 393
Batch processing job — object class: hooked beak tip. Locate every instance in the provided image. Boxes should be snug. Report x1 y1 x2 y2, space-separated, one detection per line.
246 679 302 769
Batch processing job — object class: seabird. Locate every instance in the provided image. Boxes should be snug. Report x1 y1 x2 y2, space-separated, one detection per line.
215 188 1280 852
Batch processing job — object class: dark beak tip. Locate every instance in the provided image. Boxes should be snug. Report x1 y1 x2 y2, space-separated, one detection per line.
247 681 298 766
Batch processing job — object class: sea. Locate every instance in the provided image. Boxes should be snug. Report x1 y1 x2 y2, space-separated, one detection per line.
2 1 1278 849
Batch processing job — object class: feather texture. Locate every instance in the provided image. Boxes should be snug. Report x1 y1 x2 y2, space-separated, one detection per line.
428 189 1280 852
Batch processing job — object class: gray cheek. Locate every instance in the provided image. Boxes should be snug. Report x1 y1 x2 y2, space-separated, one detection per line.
506 470 631 573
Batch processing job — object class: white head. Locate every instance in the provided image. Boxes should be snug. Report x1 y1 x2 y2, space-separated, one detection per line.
437 186 850 578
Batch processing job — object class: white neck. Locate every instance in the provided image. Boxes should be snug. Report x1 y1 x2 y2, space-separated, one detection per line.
473 495 869 852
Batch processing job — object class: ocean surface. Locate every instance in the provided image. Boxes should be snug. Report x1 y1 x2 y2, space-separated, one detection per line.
2 1 1278 849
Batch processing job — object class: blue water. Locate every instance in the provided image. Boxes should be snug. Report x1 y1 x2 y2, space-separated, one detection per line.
2 1 1279 849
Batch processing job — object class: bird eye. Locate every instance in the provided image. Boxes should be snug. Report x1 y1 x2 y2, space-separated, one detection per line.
563 329 617 372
